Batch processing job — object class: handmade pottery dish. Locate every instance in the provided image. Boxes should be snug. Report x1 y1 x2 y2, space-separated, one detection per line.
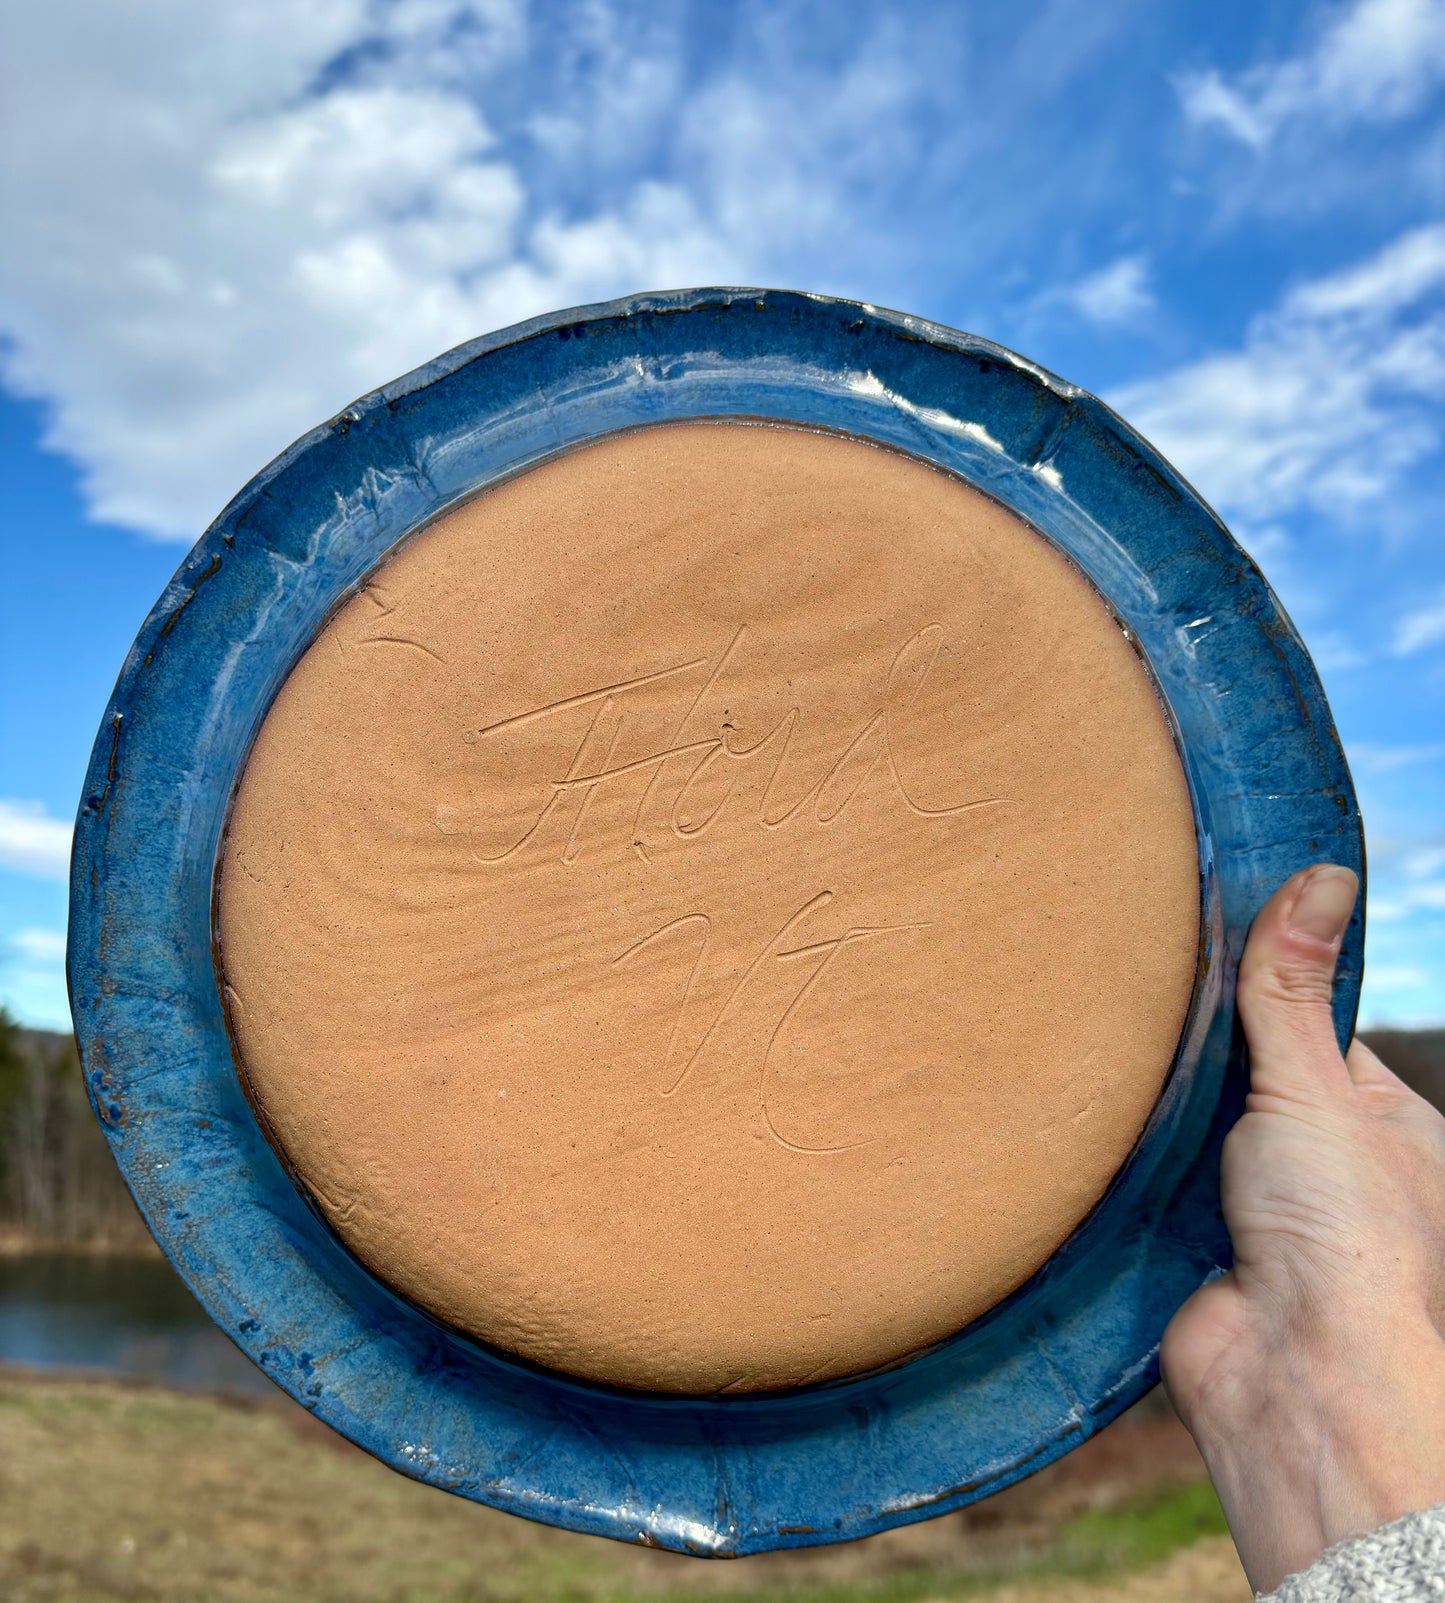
69 288 1363 1555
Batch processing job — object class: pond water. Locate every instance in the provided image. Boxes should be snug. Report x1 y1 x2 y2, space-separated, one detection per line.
0 1251 277 1395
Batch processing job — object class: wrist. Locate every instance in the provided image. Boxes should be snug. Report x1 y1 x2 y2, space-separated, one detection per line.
1188 1310 1445 1593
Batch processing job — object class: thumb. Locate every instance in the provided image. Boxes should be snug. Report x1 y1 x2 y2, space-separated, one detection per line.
1235 864 1359 1102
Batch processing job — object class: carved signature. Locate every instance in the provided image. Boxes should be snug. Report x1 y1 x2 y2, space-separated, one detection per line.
616 891 926 1154
459 624 1001 865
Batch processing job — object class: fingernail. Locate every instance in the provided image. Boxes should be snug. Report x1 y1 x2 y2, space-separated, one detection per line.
1288 864 1358 944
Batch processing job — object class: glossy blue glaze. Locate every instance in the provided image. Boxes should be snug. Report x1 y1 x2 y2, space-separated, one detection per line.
68 288 1363 1555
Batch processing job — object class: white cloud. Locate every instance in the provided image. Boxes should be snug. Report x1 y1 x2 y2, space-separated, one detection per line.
1361 823 1445 1020
1176 71 1274 150
1366 830 1445 921
1061 255 1155 326
12 928 67 964
1369 882 1445 921
1306 631 1369 672
0 800 73 880
1360 832 1445 1020
1177 0 1445 148
1404 845 1445 879
1285 223 1445 319
3 1 878 540
0 926 73 1031
1366 963 1432 989
674 36 930 260
1349 741 1445 773
1111 224 1445 519
1392 587 1445 654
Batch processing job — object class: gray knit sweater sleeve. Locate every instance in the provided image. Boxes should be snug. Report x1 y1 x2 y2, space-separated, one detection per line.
1259 1506 1445 1601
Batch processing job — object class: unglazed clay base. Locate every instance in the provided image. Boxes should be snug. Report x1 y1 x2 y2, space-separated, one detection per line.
218 421 1199 1395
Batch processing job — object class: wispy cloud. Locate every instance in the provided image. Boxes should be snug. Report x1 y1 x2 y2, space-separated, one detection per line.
1 924 72 1032
12 928 66 964
1363 834 1445 924
1285 223 1445 318
1177 0 1445 148
1111 224 1445 519
1405 846 1445 879
1369 882 1445 921
1361 826 1445 1020
1367 963 1433 990
1306 631 1370 672
1048 254 1155 327
0 800 72 880
1392 587 1445 655
1348 741 1445 773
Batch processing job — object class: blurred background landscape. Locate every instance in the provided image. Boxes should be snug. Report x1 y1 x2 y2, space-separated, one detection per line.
3 0 1444 1597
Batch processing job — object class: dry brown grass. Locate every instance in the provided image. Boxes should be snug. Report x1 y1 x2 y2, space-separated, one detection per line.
0 1371 1245 1603
937 1535 1249 1602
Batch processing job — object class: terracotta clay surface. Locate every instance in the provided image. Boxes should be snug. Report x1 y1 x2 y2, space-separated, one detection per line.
218 422 1199 1394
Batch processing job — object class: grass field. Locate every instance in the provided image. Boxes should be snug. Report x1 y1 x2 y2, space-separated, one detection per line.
0 1371 1250 1603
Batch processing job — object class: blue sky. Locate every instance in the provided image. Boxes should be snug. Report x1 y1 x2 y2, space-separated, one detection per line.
1 0 1443 1030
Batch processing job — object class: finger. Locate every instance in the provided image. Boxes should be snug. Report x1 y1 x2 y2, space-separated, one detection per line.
1236 864 1358 1101
1345 1038 1409 1092
1345 1041 1445 1143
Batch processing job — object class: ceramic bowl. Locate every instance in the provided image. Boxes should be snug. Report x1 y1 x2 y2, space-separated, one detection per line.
69 288 1363 1555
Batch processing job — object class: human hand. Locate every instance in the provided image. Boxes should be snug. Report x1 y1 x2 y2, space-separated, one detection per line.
1161 864 1445 1595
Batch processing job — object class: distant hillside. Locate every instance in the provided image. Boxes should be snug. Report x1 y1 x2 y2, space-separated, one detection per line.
2 1018 1441 1251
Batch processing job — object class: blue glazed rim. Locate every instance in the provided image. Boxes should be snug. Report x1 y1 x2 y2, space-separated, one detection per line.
68 287 1363 1556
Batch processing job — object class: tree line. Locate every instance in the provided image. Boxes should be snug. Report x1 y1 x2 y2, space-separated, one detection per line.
0 1007 152 1249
